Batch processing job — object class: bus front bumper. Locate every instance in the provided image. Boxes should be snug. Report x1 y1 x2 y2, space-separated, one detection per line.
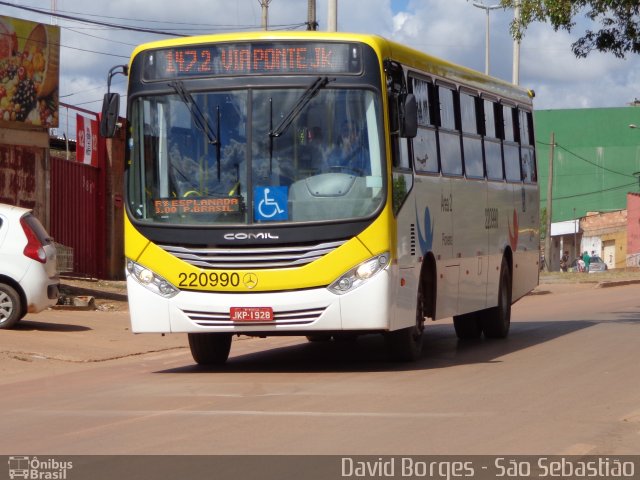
127 269 392 334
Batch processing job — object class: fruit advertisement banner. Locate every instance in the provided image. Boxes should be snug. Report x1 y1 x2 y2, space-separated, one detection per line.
0 16 59 128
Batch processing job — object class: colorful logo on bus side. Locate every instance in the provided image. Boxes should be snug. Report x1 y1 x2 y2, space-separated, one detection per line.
416 207 434 255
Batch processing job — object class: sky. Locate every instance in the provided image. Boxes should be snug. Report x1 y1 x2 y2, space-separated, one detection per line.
0 0 639 139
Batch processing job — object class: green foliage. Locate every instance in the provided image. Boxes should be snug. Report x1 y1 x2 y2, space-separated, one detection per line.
501 0 640 58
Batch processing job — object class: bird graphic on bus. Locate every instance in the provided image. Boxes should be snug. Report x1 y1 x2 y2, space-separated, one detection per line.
508 208 519 251
417 206 435 256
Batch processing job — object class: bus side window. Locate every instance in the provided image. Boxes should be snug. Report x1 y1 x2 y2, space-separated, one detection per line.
460 91 483 179
410 76 439 174
520 109 537 183
483 98 503 181
503 104 521 182
437 84 462 176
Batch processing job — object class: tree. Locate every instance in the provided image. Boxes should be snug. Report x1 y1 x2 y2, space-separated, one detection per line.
501 0 640 58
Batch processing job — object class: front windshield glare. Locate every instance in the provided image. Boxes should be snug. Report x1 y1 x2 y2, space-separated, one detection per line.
127 87 384 225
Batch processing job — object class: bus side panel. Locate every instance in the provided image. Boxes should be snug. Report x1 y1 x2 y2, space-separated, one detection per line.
412 175 459 320
391 176 420 331
486 180 511 307
512 182 540 301
453 176 489 314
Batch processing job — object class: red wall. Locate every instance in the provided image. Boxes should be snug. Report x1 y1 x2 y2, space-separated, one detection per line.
628 193 640 256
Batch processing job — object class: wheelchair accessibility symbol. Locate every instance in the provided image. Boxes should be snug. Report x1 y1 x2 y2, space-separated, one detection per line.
254 186 288 221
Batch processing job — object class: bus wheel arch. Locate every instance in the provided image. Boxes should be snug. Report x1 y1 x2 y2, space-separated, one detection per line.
421 253 437 321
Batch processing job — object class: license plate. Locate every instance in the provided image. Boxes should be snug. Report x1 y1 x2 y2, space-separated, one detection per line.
230 307 274 322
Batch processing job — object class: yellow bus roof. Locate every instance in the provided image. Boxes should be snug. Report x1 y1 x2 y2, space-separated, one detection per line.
130 31 532 105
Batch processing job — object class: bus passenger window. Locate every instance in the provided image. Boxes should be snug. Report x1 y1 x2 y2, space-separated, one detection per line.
460 92 483 178
413 129 438 173
502 105 515 141
485 140 503 180
520 109 536 183
483 99 497 138
483 99 502 181
438 86 456 130
410 76 439 174
438 85 461 176
502 104 520 182
504 144 521 182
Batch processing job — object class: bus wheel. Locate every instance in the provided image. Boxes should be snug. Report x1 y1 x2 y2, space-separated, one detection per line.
453 311 482 339
386 285 425 362
188 333 232 365
481 258 512 338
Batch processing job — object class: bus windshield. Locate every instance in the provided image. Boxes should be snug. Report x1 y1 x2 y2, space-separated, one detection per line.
127 86 384 226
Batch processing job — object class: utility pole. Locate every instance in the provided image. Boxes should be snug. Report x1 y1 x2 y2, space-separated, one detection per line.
50 0 57 25
512 0 521 84
307 0 318 30
259 0 272 31
544 132 555 272
472 2 501 76
328 0 337 32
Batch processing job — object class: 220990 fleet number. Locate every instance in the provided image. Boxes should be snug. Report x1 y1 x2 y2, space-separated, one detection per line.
178 272 240 288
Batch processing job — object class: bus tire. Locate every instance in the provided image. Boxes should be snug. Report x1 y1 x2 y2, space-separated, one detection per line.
188 333 232 365
386 279 425 362
306 334 332 342
453 311 482 339
481 257 512 338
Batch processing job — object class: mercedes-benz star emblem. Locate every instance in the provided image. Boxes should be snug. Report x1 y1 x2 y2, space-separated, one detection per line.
243 273 258 289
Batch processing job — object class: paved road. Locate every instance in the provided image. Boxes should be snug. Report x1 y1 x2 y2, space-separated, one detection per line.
1 283 639 455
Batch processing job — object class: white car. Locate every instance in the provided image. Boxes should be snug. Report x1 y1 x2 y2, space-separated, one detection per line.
0 203 59 329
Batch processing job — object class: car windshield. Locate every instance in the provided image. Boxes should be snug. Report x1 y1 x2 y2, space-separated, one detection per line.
127 87 384 225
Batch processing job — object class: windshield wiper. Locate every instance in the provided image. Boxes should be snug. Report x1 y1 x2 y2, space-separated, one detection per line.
169 80 219 146
269 76 333 138
267 76 333 175
169 80 222 181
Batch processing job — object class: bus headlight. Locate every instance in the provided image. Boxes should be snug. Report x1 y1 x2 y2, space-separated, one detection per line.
328 252 389 295
127 259 179 298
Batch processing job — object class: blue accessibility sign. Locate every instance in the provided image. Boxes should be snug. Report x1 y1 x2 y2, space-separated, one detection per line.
254 186 288 221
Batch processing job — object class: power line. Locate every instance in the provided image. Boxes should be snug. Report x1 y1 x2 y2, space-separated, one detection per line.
537 139 636 179
0 0 185 36
552 181 638 201
0 1 307 35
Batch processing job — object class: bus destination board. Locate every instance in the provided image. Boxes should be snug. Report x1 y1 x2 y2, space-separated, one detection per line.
143 42 362 79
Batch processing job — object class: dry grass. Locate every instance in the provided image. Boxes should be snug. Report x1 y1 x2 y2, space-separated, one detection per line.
540 268 640 284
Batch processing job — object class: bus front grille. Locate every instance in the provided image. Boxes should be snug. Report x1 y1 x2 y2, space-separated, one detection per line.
159 240 346 270
183 306 327 327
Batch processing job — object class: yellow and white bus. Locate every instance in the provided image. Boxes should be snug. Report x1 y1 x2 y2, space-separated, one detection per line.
101 32 539 365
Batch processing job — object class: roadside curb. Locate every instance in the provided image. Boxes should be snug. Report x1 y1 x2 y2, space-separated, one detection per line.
596 279 640 288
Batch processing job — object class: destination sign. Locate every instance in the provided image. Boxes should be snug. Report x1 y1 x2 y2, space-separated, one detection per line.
143 42 362 79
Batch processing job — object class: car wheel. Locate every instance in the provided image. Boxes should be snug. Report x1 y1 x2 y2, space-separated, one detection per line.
0 283 21 330
188 333 232 365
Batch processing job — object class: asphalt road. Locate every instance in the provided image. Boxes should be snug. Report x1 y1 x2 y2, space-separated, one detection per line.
1 282 639 455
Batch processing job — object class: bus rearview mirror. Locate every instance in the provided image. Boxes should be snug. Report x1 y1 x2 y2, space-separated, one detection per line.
401 93 417 139
100 92 120 138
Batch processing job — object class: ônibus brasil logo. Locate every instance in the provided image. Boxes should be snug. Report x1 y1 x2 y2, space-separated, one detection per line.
8 456 73 480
